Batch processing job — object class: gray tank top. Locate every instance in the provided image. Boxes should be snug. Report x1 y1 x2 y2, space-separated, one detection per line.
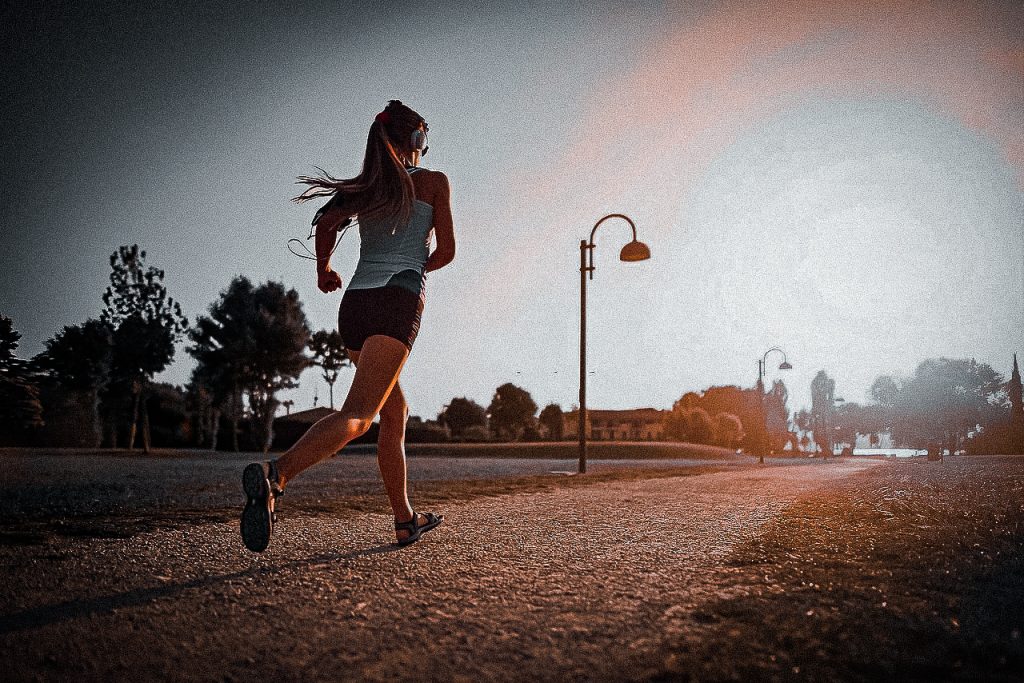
347 166 433 295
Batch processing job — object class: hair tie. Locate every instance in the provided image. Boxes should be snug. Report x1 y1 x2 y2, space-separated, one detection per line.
375 111 391 124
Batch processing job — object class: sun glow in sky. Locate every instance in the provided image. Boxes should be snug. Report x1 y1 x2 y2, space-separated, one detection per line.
1 0 1021 418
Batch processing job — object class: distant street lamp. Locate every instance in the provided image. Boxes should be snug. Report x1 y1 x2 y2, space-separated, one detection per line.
579 213 651 474
756 347 792 464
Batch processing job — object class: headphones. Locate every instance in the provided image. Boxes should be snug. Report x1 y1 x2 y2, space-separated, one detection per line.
411 127 429 156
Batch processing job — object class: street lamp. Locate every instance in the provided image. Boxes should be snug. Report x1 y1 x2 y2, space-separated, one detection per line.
579 213 651 474
756 347 792 464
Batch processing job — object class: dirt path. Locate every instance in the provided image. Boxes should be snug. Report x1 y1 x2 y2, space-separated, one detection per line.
1 460 885 681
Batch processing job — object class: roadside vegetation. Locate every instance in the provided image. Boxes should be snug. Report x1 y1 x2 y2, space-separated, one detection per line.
2 245 1021 456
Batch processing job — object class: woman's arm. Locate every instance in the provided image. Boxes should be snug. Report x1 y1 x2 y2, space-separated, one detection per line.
425 172 455 273
314 206 347 292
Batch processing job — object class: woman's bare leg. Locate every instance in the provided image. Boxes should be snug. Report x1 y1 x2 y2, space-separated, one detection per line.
377 382 416 524
346 350 420 542
274 335 409 486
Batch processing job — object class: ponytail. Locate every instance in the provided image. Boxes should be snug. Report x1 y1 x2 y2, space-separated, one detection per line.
294 100 425 231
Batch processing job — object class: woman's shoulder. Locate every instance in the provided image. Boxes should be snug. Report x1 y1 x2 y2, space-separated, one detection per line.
414 167 448 183
412 167 450 202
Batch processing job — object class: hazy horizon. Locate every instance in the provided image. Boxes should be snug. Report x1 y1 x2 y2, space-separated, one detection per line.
2 0 1021 419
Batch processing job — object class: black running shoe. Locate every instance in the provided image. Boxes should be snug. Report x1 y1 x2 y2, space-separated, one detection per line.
240 461 281 552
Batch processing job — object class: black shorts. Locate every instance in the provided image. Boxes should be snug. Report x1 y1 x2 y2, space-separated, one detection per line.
338 283 425 352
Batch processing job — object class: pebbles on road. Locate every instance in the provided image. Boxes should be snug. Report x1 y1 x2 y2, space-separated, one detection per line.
1 460 879 682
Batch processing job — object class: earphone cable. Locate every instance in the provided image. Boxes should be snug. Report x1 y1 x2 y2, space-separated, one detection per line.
287 221 353 261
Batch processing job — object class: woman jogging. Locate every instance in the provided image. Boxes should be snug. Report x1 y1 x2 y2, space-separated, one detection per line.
241 100 455 552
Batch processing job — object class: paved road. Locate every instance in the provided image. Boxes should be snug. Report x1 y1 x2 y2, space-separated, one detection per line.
0 449 772 521
1 459 879 681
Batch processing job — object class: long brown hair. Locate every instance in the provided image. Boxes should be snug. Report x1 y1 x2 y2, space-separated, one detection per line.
293 100 426 229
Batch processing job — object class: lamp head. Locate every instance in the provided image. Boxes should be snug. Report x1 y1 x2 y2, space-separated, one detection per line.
619 239 651 262
778 361 793 370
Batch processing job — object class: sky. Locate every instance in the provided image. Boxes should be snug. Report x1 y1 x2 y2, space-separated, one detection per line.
1 0 1022 420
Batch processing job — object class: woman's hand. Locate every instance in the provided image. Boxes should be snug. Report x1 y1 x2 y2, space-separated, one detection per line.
317 267 343 293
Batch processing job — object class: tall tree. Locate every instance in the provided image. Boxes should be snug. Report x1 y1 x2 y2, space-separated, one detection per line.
1009 353 1023 427
438 397 488 438
189 277 309 453
764 379 791 452
33 319 113 447
186 360 234 451
810 370 836 455
189 276 256 452
701 385 766 453
308 329 350 410
890 358 1004 448
487 383 537 441
870 375 900 407
0 315 44 440
246 281 311 452
538 403 565 440
100 245 188 451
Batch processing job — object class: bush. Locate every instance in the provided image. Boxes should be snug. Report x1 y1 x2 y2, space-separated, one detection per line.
714 413 744 448
406 422 450 443
452 424 491 442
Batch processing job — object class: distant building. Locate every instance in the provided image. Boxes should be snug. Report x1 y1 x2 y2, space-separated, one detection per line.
563 408 668 441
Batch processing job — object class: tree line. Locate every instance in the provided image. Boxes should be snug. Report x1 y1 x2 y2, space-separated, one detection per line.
3 244 1020 455
795 359 1023 455
1 245 346 452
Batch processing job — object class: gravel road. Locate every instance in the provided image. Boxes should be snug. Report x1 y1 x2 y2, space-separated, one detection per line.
1 459 880 682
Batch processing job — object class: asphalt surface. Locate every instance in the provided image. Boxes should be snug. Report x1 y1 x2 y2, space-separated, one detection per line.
0 458 881 681
0 448 771 521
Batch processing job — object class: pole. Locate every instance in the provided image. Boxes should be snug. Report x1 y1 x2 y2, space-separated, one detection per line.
757 358 765 464
579 239 588 474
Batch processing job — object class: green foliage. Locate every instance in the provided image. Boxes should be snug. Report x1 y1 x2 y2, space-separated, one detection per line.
36 319 113 391
667 384 786 452
189 276 310 452
691 385 765 452
714 412 744 448
33 319 114 447
967 422 1024 455
687 407 715 444
810 370 837 454
0 315 21 370
891 358 1005 447
0 377 44 437
487 383 537 440
100 245 188 370
538 403 565 440
859 358 1007 449
99 245 188 450
145 382 190 447
0 315 44 438
439 397 488 437
663 406 717 445
308 329 350 409
870 375 900 407
457 424 492 442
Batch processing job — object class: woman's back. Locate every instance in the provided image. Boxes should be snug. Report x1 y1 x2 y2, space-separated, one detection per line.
348 166 435 292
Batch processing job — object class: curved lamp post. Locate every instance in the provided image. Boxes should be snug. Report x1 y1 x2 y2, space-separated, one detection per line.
579 213 651 474
756 347 792 464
